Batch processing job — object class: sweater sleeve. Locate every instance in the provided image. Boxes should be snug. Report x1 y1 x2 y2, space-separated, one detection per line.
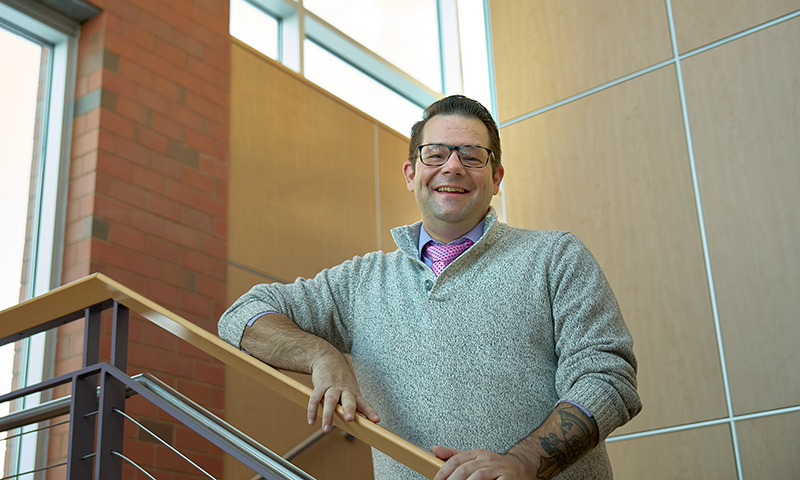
548 233 642 440
218 255 365 354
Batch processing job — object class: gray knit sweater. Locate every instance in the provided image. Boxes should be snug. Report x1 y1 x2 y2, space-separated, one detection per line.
219 210 641 479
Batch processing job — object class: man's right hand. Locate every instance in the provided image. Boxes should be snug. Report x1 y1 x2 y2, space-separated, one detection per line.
242 313 380 432
309 353 381 432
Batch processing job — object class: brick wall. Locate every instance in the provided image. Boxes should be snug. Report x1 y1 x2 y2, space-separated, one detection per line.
50 0 230 477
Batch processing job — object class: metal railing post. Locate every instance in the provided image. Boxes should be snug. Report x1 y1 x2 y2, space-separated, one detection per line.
66 370 99 480
111 302 129 372
94 368 126 479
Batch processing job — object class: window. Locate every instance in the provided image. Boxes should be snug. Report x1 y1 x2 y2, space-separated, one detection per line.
230 0 280 60
231 0 495 133
0 1 79 477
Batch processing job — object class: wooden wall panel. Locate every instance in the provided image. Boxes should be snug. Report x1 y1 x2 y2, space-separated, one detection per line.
378 127 421 253
501 66 726 433
670 0 800 53
229 42 378 282
738 411 800 478
607 425 737 479
490 0 672 122
681 18 800 415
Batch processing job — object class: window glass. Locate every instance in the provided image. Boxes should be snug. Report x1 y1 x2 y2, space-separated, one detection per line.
0 24 45 475
230 0 280 59
457 0 492 109
304 0 441 91
304 39 422 135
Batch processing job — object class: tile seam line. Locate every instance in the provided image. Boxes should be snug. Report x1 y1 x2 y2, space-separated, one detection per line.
498 8 800 129
664 0 741 477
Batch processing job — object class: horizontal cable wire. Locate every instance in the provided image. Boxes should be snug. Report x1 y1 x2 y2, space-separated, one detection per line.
111 451 158 480
114 408 217 480
1 419 71 442
0 461 66 480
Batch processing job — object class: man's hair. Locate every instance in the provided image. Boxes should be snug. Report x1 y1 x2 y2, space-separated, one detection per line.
408 95 502 173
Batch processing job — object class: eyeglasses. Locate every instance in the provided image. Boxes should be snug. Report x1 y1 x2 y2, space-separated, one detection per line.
418 144 492 169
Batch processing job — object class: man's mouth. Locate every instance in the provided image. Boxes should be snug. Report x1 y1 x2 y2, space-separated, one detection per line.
435 186 467 193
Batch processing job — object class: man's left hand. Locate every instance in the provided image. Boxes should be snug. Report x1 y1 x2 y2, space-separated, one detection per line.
432 446 530 480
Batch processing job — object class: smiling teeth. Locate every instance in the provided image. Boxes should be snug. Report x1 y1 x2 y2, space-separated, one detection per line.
437 187 466 193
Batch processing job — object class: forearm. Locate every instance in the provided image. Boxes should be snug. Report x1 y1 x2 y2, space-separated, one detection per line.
507 403 599 480
240 313 344 374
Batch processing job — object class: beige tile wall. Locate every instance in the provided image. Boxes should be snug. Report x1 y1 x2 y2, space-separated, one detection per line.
490 0 800 477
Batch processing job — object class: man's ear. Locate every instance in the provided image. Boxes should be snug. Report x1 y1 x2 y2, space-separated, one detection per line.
403 160 416 192
492 165 505 195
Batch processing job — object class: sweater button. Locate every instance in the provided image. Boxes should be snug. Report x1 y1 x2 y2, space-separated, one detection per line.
424 280 433 291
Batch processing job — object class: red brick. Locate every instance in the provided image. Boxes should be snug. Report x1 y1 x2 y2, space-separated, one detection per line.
143 279 179 308
175 379 212 404
214 180 227 201
162 222 198 249
136 126 169 154
116 96 149 124
140 12 172 41
172 30 204 58
213 259 226 281
134 0 160 18
159 349 194 378
197 194 226 218
98 129 116 153
119 58 155 88
155 38 188 67
92 239 128 269
201 47 229 76
104 0 140 24
130 210 168 236
167 66 206 96
146 237 181 263
173 0 205 24
128 343 161 371
100 109 136 139
80 11 107 36
182 167 213 193
167 102 202 130
136 88 170 117
210 222 224 244
102 69 138 100
105 31 139 62
105 12 122 35
199 155 228 182
184 128 215 156
138 49 173 78
188 23 219 50
131 168 167 194
110 180 149 209
109 223 146 252
68 173 97 201
161 263 184 287
215 103 229 125
74 77 90 101
185 91 217 119
72 130 100 157
153 76 184 104
150 112 184 141
103 265 145 292
186 59 219 93
115 137 150 166
87 108 102 130
181 250 214 276
202 8 229 35
97 151 133 181
200 117 227 144
127 251 163 279
95 197 132 225
88 69 103 92
166 181 204 206
148 194 182 222
181 208 214 234
196 274 225 301
150 153 183 180
156 4 193 33
121 21 156 51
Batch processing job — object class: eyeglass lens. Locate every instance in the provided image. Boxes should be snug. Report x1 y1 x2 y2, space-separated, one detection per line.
420 145 488 168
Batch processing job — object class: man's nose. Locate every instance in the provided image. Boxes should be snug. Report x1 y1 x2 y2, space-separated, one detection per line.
441 150 465 173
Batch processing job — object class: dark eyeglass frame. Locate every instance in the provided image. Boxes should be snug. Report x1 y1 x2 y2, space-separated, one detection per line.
417 144 493 169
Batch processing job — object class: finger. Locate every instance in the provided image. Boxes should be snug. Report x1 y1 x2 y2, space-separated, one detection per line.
433 445 461 460
321 388 340 432
340 390 357 422
356 395 381 423
307 388 324 426
433 446 466 480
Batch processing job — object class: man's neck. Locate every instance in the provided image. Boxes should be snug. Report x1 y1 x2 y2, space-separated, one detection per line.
422 212 488 244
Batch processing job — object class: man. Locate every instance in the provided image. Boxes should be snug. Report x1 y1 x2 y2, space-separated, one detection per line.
219 95 641 480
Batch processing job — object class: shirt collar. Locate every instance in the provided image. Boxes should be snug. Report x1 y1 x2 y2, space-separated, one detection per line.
418 217 486 260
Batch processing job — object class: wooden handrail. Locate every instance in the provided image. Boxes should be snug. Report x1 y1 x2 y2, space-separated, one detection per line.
0 273 444 478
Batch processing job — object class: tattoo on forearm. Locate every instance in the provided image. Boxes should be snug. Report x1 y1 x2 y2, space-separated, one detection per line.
536 406 597 479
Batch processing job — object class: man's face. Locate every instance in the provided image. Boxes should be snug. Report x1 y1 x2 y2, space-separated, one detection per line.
403 114 504 241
